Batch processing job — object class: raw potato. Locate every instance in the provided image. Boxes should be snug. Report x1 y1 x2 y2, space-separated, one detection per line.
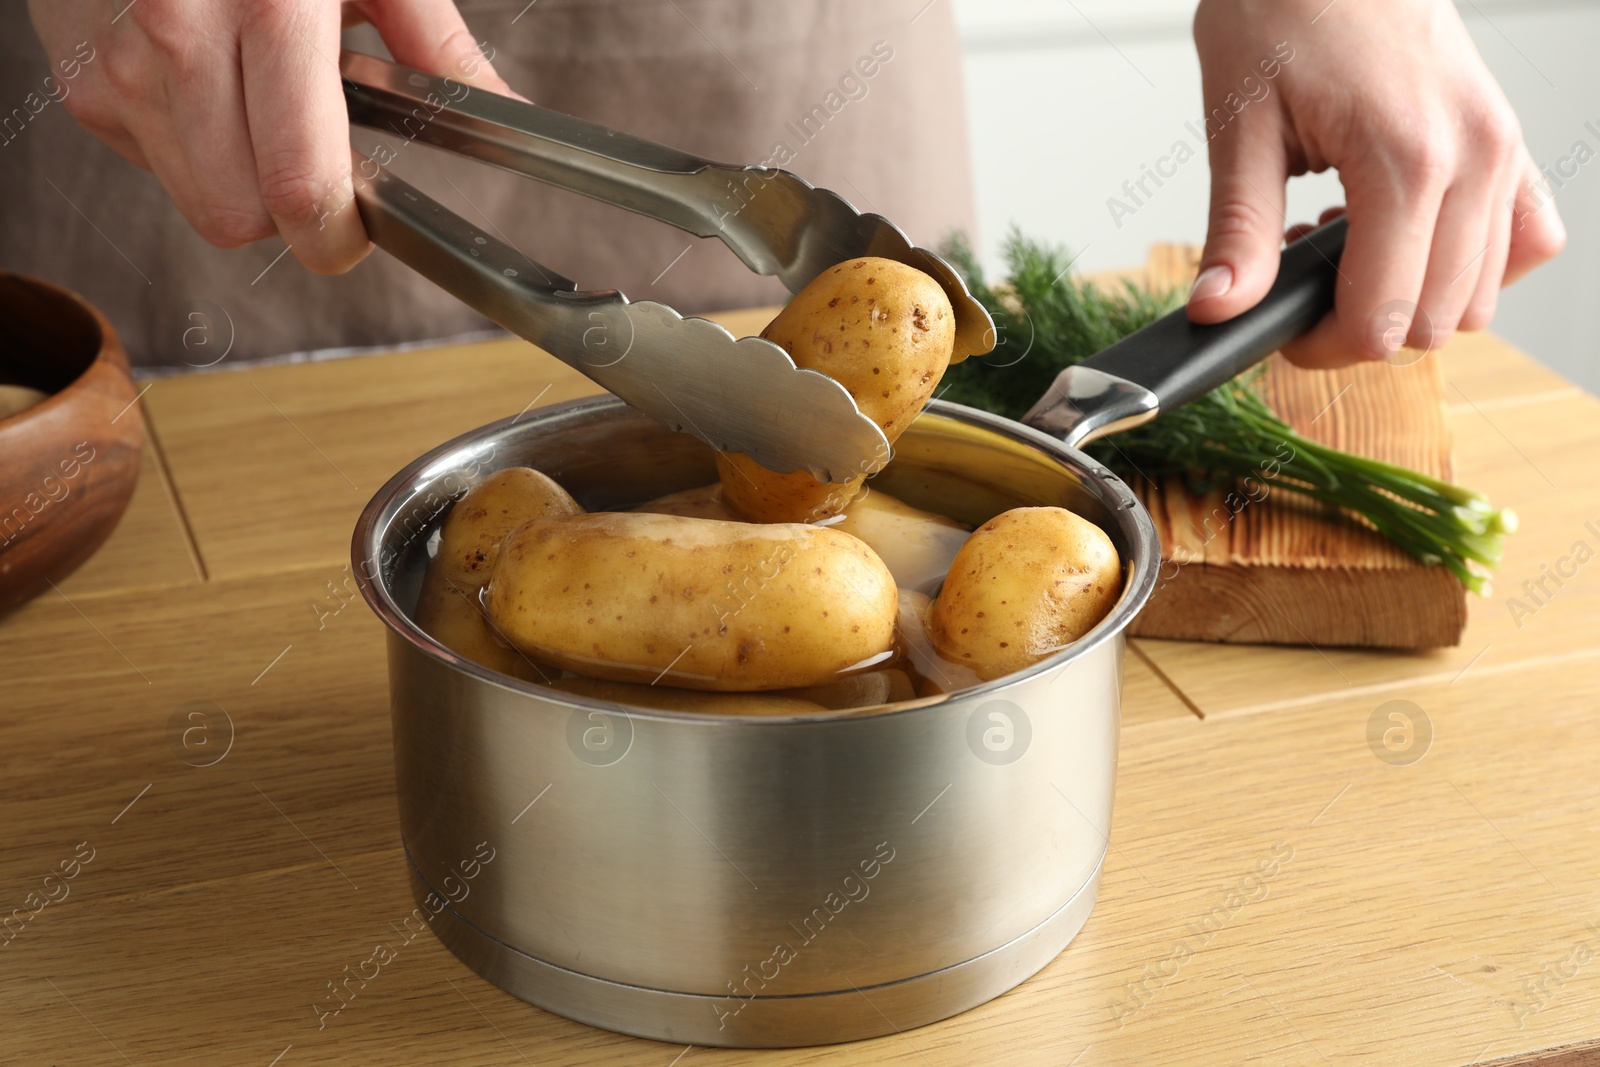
414 467 582 674
633 483 740 521
485 512 898 691
929 507 1121 681
549 676 825 715
717 257 956 523
830 488 970 595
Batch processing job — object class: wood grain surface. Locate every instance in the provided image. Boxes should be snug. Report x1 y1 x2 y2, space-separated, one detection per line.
2 304 1597 1066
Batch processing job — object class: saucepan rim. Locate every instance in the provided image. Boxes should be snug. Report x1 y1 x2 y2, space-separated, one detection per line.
351 396 1160 726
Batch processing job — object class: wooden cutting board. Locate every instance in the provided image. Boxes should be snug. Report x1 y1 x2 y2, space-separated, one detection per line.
1121 244 1467 650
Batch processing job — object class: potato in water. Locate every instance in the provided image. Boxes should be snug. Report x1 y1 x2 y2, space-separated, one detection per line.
829 488 969 594
777 668 917 710
929 507 1121 681
717 257 955 523
632 483 740 521
639 483 967 595
485 512 897 691
414 468 582 678
893 588 981 697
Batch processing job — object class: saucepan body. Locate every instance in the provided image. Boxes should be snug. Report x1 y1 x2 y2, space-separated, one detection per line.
352 397 1158 1047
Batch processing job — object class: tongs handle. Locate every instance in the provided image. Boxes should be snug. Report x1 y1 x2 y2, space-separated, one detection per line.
348 149 634 370
341 48 701 369
339 49 998 361
341 50 737 248
339 51 897 480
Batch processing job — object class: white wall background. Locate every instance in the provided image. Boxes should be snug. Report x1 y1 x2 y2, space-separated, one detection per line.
953 0 1600 393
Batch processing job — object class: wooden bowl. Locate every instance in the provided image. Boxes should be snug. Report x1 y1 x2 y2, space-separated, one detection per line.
0 273 142 614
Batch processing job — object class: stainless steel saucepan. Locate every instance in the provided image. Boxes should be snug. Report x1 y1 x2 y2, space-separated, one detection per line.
352 221 1347 1046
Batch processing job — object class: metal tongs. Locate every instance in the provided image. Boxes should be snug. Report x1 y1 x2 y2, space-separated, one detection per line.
339 51 995 483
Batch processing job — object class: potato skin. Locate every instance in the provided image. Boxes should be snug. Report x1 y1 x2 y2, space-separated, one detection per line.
485 512 898 691
929 507 1122 681
718 257 955 523
431 468 582 587
414 467 583 672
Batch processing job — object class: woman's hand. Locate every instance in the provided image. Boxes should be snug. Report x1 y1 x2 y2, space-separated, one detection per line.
1187 0 1565 366
29 0 513 274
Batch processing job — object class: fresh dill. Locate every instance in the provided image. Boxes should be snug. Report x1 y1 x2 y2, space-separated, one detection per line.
938 232 1513 594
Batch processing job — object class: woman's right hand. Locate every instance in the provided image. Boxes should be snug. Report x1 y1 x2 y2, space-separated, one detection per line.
29 0 514 274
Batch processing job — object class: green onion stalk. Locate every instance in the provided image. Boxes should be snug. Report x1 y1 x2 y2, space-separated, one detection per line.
937 232 1515 595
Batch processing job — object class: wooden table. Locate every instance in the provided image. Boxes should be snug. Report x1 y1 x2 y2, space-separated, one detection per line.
3 309 1598 1066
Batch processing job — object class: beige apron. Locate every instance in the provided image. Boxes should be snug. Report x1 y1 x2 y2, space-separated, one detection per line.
0 0 973 370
